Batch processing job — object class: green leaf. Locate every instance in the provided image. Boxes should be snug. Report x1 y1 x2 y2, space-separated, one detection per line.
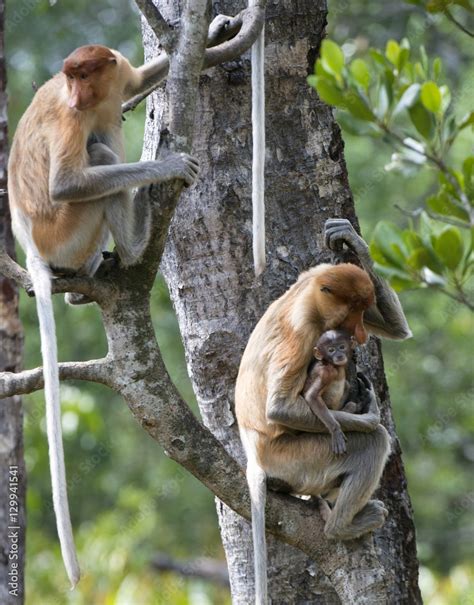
376 85 390 119
370 242 392 266
336 113 379 136
315 60 334 78
462 156 474 201
427 192 470 223
350 59 371 90
433 227 464 270
393 83 421 117
311 76 346 107
385 40 400 66
409 102 435 139
421 81 442 113
400 38 411 50
415 61 426 79
420 46 429 72
439 85 451 113
370 49 389 67
406 248 433 270
390 275 421 291
433 57 442 80
343 91 376 121
320 40 345 77
398 48 410 71
371 222 408 268
403 230 424 251
458 111 474 131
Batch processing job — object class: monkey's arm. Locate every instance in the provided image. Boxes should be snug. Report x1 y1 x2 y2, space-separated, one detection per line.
305 378 347 454
50 152 199 203
267 379 381 434
325 218 412 340
124 55 169 100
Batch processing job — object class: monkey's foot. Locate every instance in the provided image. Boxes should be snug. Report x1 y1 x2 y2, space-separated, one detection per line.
325 499 388 541
331 429 347 456
342 401 358 414
324 218 372 266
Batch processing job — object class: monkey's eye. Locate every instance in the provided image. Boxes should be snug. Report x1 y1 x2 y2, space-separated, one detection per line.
338 344 347 351
67 74 74 80
328 347 336 354
320 286 331 293
80 73 89 80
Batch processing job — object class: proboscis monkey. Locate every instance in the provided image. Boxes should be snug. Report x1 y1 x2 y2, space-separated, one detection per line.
235 218 412 603
302 329 358 455
8 45 199 588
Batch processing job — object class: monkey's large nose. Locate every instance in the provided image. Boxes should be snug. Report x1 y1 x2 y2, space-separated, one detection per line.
354 320 368 344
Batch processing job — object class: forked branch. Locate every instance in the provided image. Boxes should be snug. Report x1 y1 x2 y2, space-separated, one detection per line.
123 4 266 114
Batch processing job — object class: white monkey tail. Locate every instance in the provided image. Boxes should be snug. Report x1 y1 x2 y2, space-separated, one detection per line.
250 0 266 277
26 254 80 589
247 459 268 604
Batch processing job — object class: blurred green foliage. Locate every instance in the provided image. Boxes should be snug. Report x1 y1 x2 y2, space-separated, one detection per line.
4 0 473 603
309 37 474 307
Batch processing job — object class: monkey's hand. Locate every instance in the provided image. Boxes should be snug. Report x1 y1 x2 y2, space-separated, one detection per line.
357 372 381 422
324 218 373 270
331 427 347 455
155 153 199 187
342 401 358 414
88 142 120 167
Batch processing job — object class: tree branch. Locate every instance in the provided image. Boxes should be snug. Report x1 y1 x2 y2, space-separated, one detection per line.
0 249 31 290
203 5 266 68
0 248 118 303
134 0 177 51
151 552 229 587
113 355 388 602
0 358 115 398
122 5 266 115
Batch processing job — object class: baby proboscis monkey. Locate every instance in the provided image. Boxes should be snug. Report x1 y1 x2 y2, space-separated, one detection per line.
302 329 358 455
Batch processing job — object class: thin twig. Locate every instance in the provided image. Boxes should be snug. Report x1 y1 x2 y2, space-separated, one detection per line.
443 8 474 38
380 123 473 223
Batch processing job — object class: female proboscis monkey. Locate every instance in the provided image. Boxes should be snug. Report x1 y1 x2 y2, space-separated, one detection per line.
8 44 199 588
236 218 412 603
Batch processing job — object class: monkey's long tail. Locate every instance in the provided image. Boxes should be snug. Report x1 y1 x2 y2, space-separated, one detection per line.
247 458 268 604
26 254 80 589
250 0 266 277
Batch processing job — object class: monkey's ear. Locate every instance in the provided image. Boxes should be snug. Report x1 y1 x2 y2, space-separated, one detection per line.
313 346 324 360
108 58 117 65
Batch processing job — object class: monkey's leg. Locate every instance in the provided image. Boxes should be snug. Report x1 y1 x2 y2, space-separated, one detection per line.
323 425 390 540
65 225 110 306
104 188 150 267
88 142 150 268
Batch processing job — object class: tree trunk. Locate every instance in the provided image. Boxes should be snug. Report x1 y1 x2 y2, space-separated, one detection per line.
141 0 422 602
0 1 26 601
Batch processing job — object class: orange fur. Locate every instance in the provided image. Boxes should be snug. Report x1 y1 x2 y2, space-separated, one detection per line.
7 45 141 267
235 263 375 445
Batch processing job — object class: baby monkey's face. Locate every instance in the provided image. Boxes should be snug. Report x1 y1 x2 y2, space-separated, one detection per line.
314 330 355 366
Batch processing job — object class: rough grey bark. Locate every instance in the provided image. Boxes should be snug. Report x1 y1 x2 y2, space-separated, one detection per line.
148 0 422 603
0 0 26 601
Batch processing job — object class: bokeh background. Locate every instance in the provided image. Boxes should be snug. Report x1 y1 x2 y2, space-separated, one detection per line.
5 0 473 603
